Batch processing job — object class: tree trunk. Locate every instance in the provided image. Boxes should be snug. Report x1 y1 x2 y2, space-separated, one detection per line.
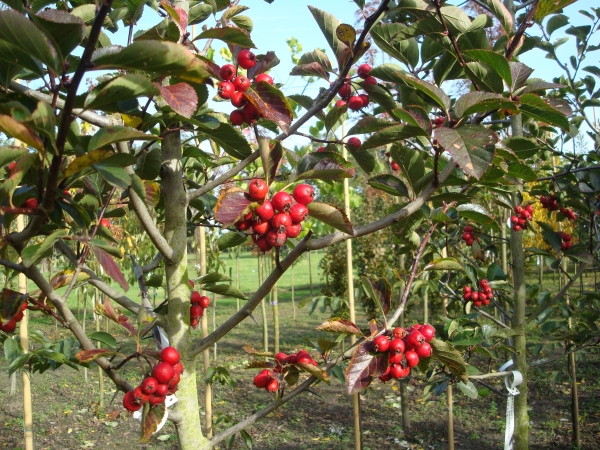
161 130 209 449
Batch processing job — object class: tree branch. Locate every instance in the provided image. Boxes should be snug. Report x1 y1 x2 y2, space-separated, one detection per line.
142 253 163 273
505 0 539 61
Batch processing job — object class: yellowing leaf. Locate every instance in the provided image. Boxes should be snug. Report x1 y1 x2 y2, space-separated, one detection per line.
335 24 356 47
122 114 142 128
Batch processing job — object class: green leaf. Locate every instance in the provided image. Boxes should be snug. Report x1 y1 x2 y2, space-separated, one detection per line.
196 121 252 160
307 6 348 69
440 5 472 34
546 14 569 35
298 49 333 72
0 115 44 151
88 126 159 152
362 83 398 116
88 331 117 348
457 380 478 399
361 125 428 150
518 94 570 131
324 104 347 133
307 202 353 235
217 232 247 251
457 203 500 232
88 238 123 258
464 49 511 87
32 10 86 61
481 0 513 35
506 163 537 182
203 284 246 299
135 147 161 180
240 430 253 449
196 273 232 284
367 175 409 197
22 230 66 268
94 164 131 190
293 151 354 182
0 41 44 76
433 126 497 180
391 145 424 196
454 92 516 118
347 146 376 174
194 26 255 48
430 337 469 384
535 0 576 21
503 136 540 159
371 23 419 68
0 147 28 168
0 10 60 72
510 62 534 92
85 74 160 111
189 4 213 25
347 117 394 135
424 258 463 271
464 61 504 93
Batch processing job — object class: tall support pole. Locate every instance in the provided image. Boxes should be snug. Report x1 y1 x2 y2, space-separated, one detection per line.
200 226 212 438
291 263 296 321
259 255 268 353
308 250 314 296
235 253 240 312
441 246 454 450
95 288 104 409
17 214 34 450
342 121 361 450
271 254 280 354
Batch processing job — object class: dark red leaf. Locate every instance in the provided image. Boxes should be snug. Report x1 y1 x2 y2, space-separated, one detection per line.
316 317 363 335
371 278 392 316
260 140 283 186
346 342 375 394
214 187 252 227
98 296 138 338
0 288 27 322
247 51 280 79
156 82 198 118
93 247 129 292
141 403 166 443
244 82 293 132
290 62 330 80
160 0 188 33
196 55 222 80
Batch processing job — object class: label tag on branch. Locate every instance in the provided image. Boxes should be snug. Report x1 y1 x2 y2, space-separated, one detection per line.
498 359 523 450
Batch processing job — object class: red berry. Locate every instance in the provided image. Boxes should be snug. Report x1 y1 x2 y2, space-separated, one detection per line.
160 347 180 365
242 103 260 122
123 390 142 411
254 373 271 388
148 394 165 406
190 304 204 319
249 178 268 201
191 317 200 327
266 378 279 392
357 63 372 78
373 335 389 353
297 354 312 364
289 203 309 223
217 81 235 99
233 76 250 92
317 146 326 152
379 366 392 382
419 324 435 342
266 229 287 247
219 64 236 81
347 137 361 150
156 384 169 396
363 76 377 85
391 161 399 171
2 319 16 333
285 223 302 238
23 198 38 209
513 225 521 232
335 100 347 108
405 349 419 367
255 236 273 252
271 192 293 212
141 377 158 394
292 184 315 206
392 327 405 339
390 364 409 379
152 362 175 384
237 49 256 69
8 161 16 172
389 338 405 354
464 225 473 232
359 93 370 107
256 200 275 221
198 296 210 309
275 352 287 363
231 91 248 108
168 373 181 388
271 212 292 230
348 95 364 111
255 73 274 85
338 84 352 98
388 352 403 364
252 219 270 235
229 109 245 126
173 362 184 375
471 292 479 301
405 330 425 349
191 291 202 304
415 342 432 358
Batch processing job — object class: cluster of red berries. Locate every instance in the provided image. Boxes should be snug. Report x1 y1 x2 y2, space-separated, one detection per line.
374 324 435 382
432 117 445 128
189 280 210 328
559 232 573 250
235 180 315 252
540 195 559 211
511 205 533 232
218 49 273 126
253 350 318 393
0 302 28 333
383 151 399 171
461 225 478 246
463 279 493 307
560 207 577 221
123 347 183 411
333 63 377 111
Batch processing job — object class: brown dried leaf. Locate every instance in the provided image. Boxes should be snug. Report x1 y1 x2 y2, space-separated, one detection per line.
297 362 330 384
214 187 252 227
307 202 354 235
345 342 374 394
245 360 273 369
316 317 363 336
75 348 117 363
50 270 90 290
141 403 166 443
156 82 198 119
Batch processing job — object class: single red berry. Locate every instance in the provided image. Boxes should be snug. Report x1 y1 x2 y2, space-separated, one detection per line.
168 373 181 388
391 161 399 171
249 178 269 201
347 137 361 150
173 362 184 375
416 342 432 358
297 354 312 364
335 99 347 108
317 146 326 152
255 200 275 221
357 63 372 78
389 364 405 379
348 95 364 111
363 76 377 85
217 81 235 99
271 191 293 212
271 212 292 230
148 394 165 406
389 338 405 354
388 352 403 364
471 292 479 301
513 225 521 232
155 384 169 396
266 229 287 247
219 64 236 81
123 390 142 411
141 377 158 394
23 198 38 209
285 354 298 364
8 161 16 172
405 330 425 349
392 327 405 339
230 109 245 126
275 352 287 363
464 225 473 232
190 304 204 319
2 319 16 333
191 291 202 304
338 84 352 98
254 373 271 388
289 203 309 223
405 349 419 367
231 91 248 108
99 218 110 228
252 219 270 235
152 362 175 384
198 296 210 309
373 335 390 353
286 223 302 238
191 317 200 327
242 102 260 122
233 76 250 92
255 236 273 252
237 49 256 69
379 366 392 382
359 93 370 108
161 347 180 365
419 324 435 342
292 184 315 206
266 378 279 392
255 73 274 85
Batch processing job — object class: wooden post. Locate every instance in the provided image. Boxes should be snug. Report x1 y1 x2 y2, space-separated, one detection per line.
308 250 314 296
17 214 34 450
342 121 361 450
271 254 280 354
199 226 212 438
259 255 268 353
291 263 296 321
82 287 88 383
235 252 240 312
212 291 217 362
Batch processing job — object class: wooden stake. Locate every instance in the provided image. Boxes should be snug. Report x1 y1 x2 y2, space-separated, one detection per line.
235 252 240 312
308 250 314 296
259 255 268 353
271 254 279 354
199 226 213 438
17 214 34 450
291 263 296 321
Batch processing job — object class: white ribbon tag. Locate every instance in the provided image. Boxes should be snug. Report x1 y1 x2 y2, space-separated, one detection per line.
133 394 178 434
498 360 523 450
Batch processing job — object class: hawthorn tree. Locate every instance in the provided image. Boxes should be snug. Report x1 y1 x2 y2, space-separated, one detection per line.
0 0 598 449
